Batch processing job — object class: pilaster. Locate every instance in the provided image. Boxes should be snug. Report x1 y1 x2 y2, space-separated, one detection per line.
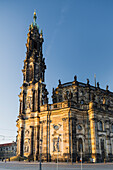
88 101 99 162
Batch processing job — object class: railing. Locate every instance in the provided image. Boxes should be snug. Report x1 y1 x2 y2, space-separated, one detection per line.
36 101 113 112
40 101 89 111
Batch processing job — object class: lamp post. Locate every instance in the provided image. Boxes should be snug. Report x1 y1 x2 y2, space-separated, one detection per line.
57 136 60 170
81 146 82 170
39 139 42 170
66 147 68 163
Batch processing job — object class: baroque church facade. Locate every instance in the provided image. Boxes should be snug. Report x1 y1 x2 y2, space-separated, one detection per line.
16 12 113 162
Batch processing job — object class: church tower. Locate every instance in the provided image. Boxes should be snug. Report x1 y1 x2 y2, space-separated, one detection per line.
16 11 48 160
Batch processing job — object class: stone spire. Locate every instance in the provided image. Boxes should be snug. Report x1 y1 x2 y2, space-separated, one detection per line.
22 11 46 84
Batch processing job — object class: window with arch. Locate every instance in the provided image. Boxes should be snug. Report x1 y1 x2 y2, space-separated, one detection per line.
99 121 103 131
29 65 33 81
100 139 104 150
78 138 83 152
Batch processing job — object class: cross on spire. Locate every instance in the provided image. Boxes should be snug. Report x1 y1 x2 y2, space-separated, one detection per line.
33 10 37 25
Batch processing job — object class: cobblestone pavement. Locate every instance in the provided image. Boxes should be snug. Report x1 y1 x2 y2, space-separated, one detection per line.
0 162 113 170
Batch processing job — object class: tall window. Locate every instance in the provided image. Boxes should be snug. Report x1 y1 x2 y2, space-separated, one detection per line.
78 138 83 152
34 41 37 49
99 121 103 131
29 65 33 81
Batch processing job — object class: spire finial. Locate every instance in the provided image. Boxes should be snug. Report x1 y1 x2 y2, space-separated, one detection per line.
33 10 37 25
40 29 43 38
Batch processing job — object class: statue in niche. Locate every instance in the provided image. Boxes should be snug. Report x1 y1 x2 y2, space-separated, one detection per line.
24 142 29 153
25 130 29 137
53 137 60 152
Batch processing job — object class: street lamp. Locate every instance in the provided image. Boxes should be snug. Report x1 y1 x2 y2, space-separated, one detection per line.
66 147 68 163
80 146 82 170
39 139 42 170
57 136 60 170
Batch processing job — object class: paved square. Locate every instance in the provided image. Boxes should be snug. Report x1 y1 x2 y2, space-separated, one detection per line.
0 162 113 170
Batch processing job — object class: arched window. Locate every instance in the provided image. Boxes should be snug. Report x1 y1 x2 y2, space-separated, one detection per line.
78 138 83 152
99 121 103 131
34 41 37 49
29 65 33 81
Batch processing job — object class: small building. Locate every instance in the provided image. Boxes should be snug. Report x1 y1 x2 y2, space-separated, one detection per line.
0 142 16 159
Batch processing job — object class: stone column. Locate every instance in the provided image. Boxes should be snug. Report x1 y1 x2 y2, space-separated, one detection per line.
88 101 99 162
19 100 22 115
33 90 35 111
62 117 70 161
106 121 112 159
43 70 45 82
35 86 40 111
16 133 19 156
42 120 48 161
69 117 77 162
39 121 43 158
68 110 73 162
33 62 35 81
31 90 35 112
20 127 24 156
22 92 25 114
34 125 40 160
72 118 77 162
29 126 33 156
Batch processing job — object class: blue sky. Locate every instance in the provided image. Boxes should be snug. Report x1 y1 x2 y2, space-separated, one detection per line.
0 0 113 143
